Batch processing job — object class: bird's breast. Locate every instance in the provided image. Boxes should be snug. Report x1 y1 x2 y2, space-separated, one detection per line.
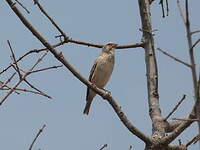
91 54 114 88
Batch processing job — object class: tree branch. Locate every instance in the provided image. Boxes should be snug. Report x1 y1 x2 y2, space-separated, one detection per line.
29 124 46 150
7 40 22 78
4 0 151 144
164 95 186 121
32 0 144 49
157 48 192 68
138 0 164 139
0 52 51 105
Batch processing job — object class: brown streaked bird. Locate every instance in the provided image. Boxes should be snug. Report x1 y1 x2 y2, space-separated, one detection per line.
83 42 118 115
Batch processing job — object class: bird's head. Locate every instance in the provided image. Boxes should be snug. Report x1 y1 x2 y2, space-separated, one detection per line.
102 42 118 54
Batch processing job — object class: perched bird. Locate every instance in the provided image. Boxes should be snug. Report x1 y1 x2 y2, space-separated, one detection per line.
83 42 118 115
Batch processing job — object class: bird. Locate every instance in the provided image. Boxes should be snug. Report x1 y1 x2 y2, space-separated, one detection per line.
83 42 118 115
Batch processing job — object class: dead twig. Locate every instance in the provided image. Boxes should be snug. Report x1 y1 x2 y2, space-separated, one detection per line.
191 30 200 35
33 0 144 49
0 41 64 75
177 0 186 24
29 65 63 74
0 72 16 88
172 118 199 122
2 87 51 98
99 144 108 150
190 39 200 51
157 48 192 68
32 0 69 41
7 40 22 78
29 124 46 150
15 0 30 14
24 79 51 99
186 134 200 147
5 0 152 144
0 52 51 105
164 95 186 121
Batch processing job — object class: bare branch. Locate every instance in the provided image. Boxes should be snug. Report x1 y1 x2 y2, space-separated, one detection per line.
5 0 151 144
190 39 200 51
186 134 200 147
164 95 186 121
32 0 144 49
0 41 65 75
159 0 165 18
7 40 22 78
29 65 63 74
24 79 52 99
167 144 187 150
0 73 20 95
177 0 186 24
99 144 107 150
0 72 16 88
185 0 200 142
32 0 69 41
138 0 164 139
106 95 151 143
29 124 46 150
164 119 183 133
160 106 197 145
166 0 169 16
15 0 30 14
2 87 51 98
191 30 200 35
157 48 192 68
68 38 145 49
172 118 199 122
0 52 49 105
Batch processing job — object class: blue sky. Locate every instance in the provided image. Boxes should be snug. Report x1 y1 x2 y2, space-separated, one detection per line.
1 0 200 150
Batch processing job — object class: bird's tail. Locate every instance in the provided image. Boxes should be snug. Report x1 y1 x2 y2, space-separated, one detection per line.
83 101 92 115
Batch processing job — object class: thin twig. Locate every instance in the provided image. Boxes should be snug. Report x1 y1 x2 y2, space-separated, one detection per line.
0 72 16 88
190 39 200 51
68 38 145 49
15 0 30 14
191 30 200 35
172 118 199 122
29 124 46 150
99 144 107 150
177 0 186 24
7 40 22 78
164 95 186 121
185 0 200 145
0 73 20 95
186 134 200 147
166 0 169 16
157 48 192 68
0 41 64 75
24 79 51 99
29 65 63 74
0 52 49 105
5 0 152 144
33 0 144 49
32 0 69 41
2 87 51 98
159 0 165 18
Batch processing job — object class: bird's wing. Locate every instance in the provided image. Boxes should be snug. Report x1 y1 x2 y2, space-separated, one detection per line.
86 58 98 101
